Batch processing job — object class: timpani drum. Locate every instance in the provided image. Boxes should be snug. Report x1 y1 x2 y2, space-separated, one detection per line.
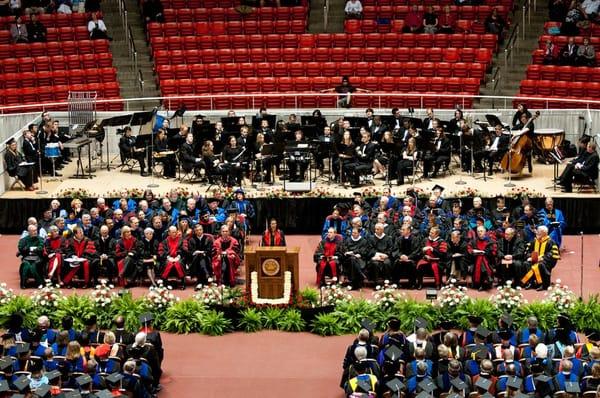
534 128 565 151
44 143 61 158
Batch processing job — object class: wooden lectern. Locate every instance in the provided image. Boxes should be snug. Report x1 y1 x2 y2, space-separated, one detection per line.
245 246 299 299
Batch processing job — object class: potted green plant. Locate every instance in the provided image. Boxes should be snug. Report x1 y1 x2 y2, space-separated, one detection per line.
296 287 335 325
277 309 306 332
237 308 263 333
199 309 232 336
311 312 343 336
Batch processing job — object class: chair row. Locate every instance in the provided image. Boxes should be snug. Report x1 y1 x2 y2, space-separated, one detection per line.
148 19 307 37
0 83 121 106
158 76 481 95
358 5 508 21
344 18 487 35
0 26 92 44
520 79 600 98
531 49 598 65
512 95 600 110
360 0 513 6
157 6 308 23
526 64 600 82
543 21 600 37
149 32 499 51
0 40 110 59
152 46 493 65
0 68 118 89
0 54 114 73
538 35 600 51
155 61 487 79
0 12 90 30
163 92 475 111
158 0 308 8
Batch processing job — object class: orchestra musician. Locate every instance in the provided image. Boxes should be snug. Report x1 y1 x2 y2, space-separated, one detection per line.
253 133 268 183
423 126 451 179
22 127 40 180
372 130 396 179
344 129 377 188
212 121 226 154
118 127 149 177
396 137 419 186
222 135 245 187
511 113 535 173
179 133 205 178
557 141 599 193
286 130 310 182
333 130 356 183
153 129 176 179
482 124 510 176
315 125 334 175
257 119 273 143
4 138 36 190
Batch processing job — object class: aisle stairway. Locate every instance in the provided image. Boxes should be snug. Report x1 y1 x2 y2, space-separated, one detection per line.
103 0 160 110
308 0 345 33
477 1 549 109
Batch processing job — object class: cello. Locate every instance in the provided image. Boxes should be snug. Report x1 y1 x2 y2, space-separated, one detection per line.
501 111 540 174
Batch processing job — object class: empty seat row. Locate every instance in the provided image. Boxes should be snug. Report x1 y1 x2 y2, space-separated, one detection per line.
345 18 486 35
153 46 493 65
537 35 600 52
0 40 110 59
0 54 114 73
531 49 598 65
526 64 600 82
0 68 118 89
159 76 481 95
361 0 513 6
157 6 307 23
0 12 90 30
512 95 600 110
159 0 308 8
357 5 508 21
147 19 306 37
163 92 475 111
149 32 498 50
520 79 600 98
155 61 487 79
0 83 121 106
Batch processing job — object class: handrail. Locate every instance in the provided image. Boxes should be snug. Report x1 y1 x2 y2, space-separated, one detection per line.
323 0 329 32
522 0 530 40
504 22 520 70
491 67 501 108
1 92 600 114
138 69 145 95
128 25 137 72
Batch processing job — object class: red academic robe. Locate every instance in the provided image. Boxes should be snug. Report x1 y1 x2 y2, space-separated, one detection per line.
261 229 285 247
212 236 240 287
114 237 139 286
416 237 447 285
63 237 96 284
467 237 497 285
44 236 64 280
158 236 188 279
314 236 342 285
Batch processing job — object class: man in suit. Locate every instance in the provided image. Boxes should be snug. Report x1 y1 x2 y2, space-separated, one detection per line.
423 127 451 178
113 315 134 345
558 141 599 192
345 130 377 188
560 37 579 65
484 124 510 175
119 127 149 176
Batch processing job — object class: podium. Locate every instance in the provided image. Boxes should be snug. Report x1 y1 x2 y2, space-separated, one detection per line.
245 246 299 299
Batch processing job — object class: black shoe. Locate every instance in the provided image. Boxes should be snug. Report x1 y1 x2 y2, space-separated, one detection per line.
54 172 63 177
140 172 150 177
536 285 548 291
417 284 422 290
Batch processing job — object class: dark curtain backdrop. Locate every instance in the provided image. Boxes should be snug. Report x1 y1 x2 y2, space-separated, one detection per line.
1 197 599 234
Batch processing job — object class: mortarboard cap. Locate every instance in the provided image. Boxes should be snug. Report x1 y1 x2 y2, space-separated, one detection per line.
76 374 92 386
514 393 529 398
501 313 513 327
475 326 490 339
16 343 30 354
586 330 600 342
33 384 51 398
353 192 362 197
139 312 154 324
438 320 455 330
498 330 513 341
557 314 572 328
475 377 492 391
418 380 436 393
432 184 445 192
105 372 123 385
506 377 523 390
448 394 462 398
234 188 245 195
564 381 580 394
416 391 431 398
474 346 489 361
6 138 15 146
360 318 375 333
64 391 82 398
468 315 483 325
46 370 61 382
13 375 30 392
0 380 8 393
387 316 400 329
386 378 405 392
534 375 552 383
415 317 429 330
450 378 467 391
94 390 114 398
84 315 97 326
0 357 13 371
384 345 403 362
481 393 494 398
356 378 372 393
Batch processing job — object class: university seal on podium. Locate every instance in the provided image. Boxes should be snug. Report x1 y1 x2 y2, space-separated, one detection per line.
261 258 280 276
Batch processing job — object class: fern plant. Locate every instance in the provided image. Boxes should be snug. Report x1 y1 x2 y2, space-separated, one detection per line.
333 298 380 333
237 308 263 333
53 295 96 330
298 287 320 308
391 298 439 331
311 313 343 336
109 292 152 332
199 310 232 336
261 307 285 329
452 298 501 329
277 309 306 332
513 302 559 331
0 295 40 329
163 300 206 334
570 295 600 331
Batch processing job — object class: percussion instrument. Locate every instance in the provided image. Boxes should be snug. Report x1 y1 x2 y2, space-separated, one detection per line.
534 128 564 151
44 143 61 158
154 150 175 158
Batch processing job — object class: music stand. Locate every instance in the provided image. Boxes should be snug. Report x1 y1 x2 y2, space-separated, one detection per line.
283 141 313 191
221 117 240 133
131 110 158 188
252 114 276 130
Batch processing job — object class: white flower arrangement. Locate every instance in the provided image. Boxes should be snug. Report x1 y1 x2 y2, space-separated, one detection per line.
31 279 64 309
249 271 292 305
193 278 224 306
372 280 405 310
320 278 352 307
435 279 469 309
145 279 179 309
491 280 527 312
89 279 117 307
0 282 15 305
543 279 577 312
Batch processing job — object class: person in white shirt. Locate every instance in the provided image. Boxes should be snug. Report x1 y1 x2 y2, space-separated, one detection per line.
345 0 362 19
88 12 112 40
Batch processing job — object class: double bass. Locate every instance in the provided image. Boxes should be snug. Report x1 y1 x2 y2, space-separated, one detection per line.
501 111 540 174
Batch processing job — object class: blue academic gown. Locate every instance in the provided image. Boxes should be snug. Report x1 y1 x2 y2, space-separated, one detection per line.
554 371 579 391
113 198 137 212
518 327 545 345
538 208 566 248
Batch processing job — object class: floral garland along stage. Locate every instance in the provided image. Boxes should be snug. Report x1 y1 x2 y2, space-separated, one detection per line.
55 185 546 200
2 279 600 337
250 271 292 305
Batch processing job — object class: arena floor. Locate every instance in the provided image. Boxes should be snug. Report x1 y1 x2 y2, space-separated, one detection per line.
0 234 599 397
